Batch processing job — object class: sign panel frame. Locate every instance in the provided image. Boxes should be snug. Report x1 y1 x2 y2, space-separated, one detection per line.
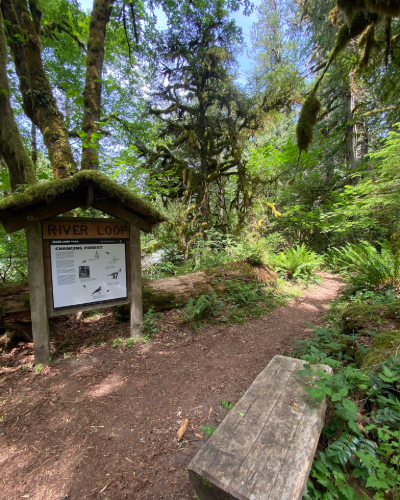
42 219 132 317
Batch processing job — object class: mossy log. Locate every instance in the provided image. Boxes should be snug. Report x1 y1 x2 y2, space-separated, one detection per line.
0 282 32 346
118 261 278 318
0 282 31 324
341 301 400 335
0 262 277 332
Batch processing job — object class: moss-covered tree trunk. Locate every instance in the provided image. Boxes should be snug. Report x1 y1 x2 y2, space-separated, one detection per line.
0 11 36 191
1 0 77 179
80 0 115 170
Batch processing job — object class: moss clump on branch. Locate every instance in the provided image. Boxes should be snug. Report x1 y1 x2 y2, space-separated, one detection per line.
296 93 321 153
337 0 400 22
0 170 166 222
334 11 377 58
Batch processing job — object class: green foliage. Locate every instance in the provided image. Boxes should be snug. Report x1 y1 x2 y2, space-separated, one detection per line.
143 308 160 340
272 244 324 283
180 292 223 331
200 425 217 437
112 337 135 348
330 240 400 294
143 228 276 280
225 280 267 307
220 399 234 410
296 321 400 500
0 228 28 282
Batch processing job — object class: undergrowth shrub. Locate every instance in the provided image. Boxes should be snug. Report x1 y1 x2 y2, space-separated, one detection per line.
143 229 281 280
225 281 267 307
272 244 324 283
329 240 400 294
295 323 400 500
143 308 160 340
180 292 223 330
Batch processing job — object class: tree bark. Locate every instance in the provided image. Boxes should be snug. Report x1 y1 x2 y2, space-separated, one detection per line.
0 11 36 190
1 0 77 178
344 88 358 174
81 0 115 170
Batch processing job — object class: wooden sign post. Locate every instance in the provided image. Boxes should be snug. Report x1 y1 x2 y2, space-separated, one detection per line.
0 171 165 365
24 219 143 365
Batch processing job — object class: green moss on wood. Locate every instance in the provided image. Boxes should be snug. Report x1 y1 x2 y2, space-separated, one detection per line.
22 293 30 310
341 301 400 333
142 286 180 311
0 281 29 297
0 170 166 223
296 93 321 153
201 477 213 488
359 331 400 367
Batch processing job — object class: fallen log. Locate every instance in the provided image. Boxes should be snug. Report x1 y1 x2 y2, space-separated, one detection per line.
140 261 277 312
0 282 32 349
0 261 277 340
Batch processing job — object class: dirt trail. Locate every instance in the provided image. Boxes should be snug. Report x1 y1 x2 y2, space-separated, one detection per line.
0 273 343 500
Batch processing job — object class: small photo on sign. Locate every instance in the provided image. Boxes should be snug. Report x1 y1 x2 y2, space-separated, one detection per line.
79 266 90 279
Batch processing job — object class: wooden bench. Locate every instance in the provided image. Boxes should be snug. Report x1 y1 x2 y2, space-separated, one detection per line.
188 355 331 500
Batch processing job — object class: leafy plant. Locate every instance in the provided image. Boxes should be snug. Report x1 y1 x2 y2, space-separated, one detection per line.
112 337 135 348
330 240 400 294
143 308 160 340
220 399 234 410
296 322 400 500
200 425 217 437
226 281 268 307
180 292 223 331
272 244 324 284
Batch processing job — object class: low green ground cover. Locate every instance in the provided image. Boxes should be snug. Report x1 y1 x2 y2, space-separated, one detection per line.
295 286 400 500
179 280 289 331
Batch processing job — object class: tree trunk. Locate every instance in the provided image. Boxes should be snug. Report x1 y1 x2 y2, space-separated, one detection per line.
81 0 115 170
1 0 77 179
344 88 358 177
0 11 36 190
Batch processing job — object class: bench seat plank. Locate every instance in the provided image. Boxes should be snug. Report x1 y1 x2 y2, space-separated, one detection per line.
188 355 331 500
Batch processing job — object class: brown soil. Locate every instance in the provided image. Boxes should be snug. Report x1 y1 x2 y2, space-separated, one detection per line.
0 273 343 500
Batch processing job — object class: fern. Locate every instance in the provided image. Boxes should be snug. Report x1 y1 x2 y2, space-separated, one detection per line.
272 244 324 283
330 240 400 293
180 292 222 330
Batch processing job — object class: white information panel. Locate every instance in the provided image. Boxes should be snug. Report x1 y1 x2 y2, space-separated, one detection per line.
50 239 127 309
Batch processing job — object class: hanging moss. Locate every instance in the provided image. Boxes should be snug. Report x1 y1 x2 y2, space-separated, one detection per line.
333 11 377 58
364 0 400 17
359 24 376 68
330 6 342 27
296 93 321 153
336 0 365 24
336 0 399 21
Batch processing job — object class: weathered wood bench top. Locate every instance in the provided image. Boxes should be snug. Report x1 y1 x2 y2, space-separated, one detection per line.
188 355 331 500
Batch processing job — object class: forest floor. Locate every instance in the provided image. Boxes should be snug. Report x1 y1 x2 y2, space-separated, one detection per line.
0 273 343 500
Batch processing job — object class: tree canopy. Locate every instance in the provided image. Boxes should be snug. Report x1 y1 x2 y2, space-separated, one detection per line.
2 0 400 264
